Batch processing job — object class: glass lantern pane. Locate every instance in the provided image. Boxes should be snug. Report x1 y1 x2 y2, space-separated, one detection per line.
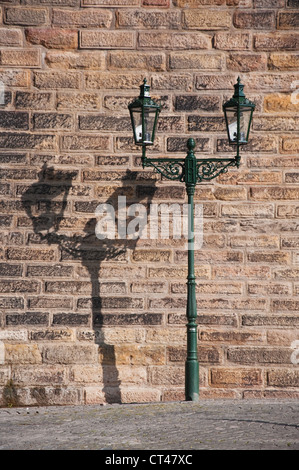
131 110 143 144
241 106 253 142
143 109 156 144
225 108 238 143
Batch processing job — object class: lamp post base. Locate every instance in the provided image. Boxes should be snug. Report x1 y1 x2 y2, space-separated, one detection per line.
185 360 199 402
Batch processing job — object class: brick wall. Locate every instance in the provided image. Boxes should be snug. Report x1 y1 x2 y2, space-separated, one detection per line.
0 0 299 406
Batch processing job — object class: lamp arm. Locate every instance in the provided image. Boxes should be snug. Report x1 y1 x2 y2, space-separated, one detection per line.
141 145 239 183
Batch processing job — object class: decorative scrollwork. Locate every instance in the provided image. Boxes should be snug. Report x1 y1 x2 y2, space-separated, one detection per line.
145 159 185 182
196 159 237 182
144 156 238 184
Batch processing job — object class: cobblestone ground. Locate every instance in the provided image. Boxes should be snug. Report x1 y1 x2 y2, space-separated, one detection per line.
0 400 298 451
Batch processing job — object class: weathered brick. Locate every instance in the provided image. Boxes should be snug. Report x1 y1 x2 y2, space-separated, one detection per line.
234 10 275 29
117 10 181 29
0 28 23 46
226 53 267 72
109 51 166 72
183 10 231 29
0 297 24 309
175 95 220 112
85 72 144 90
34 71 81 89
45 51 105 70
250 187 299 200
228 347 292 365
33 112 74 130
278 12 299 29
0 133 56 150
213 32 250 50
15 91 55 110
5 344 42 365
6 247 56 261
268 52 299 70
0 70 29 87
6 313 49 326
41 344 98 364
82 0 139 5
138 32 211 50
60 135 111 151
52 8 112 27
0 111 29 130
57 92 101 110
0 49 40 67
268 370 299 387
254 33 299 51
4 7 48 25
25 28 78 49
80 31 135 49
210 368 262 387
169 52 223 71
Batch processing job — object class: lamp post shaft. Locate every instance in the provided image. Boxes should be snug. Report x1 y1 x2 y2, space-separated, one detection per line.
185 139 199 402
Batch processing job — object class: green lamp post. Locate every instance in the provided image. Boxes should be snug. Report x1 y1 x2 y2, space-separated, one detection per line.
128 77 255 402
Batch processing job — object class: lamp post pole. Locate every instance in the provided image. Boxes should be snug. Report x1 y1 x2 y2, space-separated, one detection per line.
185 138 199 401
128 78 255 401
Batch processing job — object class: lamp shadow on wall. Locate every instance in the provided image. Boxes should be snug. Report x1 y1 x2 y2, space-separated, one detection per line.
21 163 157 404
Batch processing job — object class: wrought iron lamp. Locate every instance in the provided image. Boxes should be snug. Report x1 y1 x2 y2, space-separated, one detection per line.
128 77 255 402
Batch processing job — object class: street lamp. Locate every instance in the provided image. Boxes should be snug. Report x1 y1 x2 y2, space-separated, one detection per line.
128 77 255 402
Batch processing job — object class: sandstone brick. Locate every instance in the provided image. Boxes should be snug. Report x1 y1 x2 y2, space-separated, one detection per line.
42 344 98 364
175 95 220 112
0 133 57 150
213 32 250 50
85 72 144 90
25 28 78 49
139 32 211 51
0 297 24 309
12 365 67 386
268 370 299 388
142 0 169 5
80 31 135 49
282 137 299 153
82 0 139 5
268 52 299 70
254 33 299 51
183 10 231 29
221 203 274 218
4 7 48 25
0 70 29 87
169 52 223 71
233 10 275 29
117 10 181 29
109 51 166 72
45 51 105 70
250 187 299 200
226 53 267 72
228 347 292 365
0 49 41 67
34 71 81 89
210 368 262 387
0 28 23 46
278 12 299 29
33 112 74 130
61 134 111 152
6 247 56 261
52 8 112 27
57 92 101 110
5 344 42 364
15 91 55 110
0 111 29 130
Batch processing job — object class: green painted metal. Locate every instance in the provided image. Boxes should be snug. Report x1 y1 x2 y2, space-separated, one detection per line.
128 78 255 402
